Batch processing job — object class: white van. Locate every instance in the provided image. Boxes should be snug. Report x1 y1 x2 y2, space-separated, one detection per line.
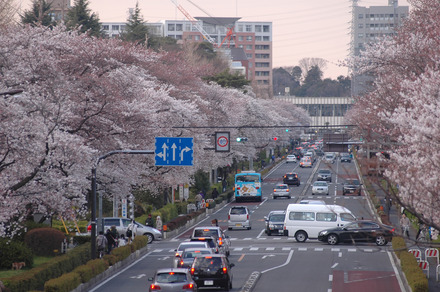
283 204 356 242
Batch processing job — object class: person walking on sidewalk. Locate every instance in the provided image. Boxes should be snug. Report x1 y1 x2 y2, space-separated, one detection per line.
400 213 410 238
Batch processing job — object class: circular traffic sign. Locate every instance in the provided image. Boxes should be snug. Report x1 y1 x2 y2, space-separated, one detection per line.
217 136 229 148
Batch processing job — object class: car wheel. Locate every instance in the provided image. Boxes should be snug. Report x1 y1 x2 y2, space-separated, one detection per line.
327 234 339 245
358 191 361 196
288 196 291 199
224 281 230 291
295 231 307 242
267 231 271 236
228 227 232 231
326 193 329 196
274 196 277 199
144 233 154 244
247 226 251 230
376 235 387 246
342 192 346 196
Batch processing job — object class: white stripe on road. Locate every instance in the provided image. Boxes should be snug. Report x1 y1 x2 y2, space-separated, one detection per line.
261 250 294 274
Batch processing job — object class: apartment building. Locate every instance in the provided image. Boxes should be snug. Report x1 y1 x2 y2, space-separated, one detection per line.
101 17 273 97
351 0 409 96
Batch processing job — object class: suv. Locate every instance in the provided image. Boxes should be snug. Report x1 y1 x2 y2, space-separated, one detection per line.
342 179 362 196
191 226 231 256
317 169 332 182
283 172 300 186
90 217 162 244
190 254 234 291
264 211 286 236
228 206 251 230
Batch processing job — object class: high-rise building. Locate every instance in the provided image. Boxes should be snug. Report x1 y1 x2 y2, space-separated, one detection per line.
101 17 273 98
351 0 408 96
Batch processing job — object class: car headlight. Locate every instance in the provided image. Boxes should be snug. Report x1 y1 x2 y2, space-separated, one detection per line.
269 224 274 228
320 230 328 236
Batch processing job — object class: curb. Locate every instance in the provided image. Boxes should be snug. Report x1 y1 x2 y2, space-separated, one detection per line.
240 271 261 292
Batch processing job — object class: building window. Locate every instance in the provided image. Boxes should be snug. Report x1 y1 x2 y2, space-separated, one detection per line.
255 71 269 76
255 36 261 41
358 24 363 29
246 36 252 41
112 25 119 30
358 33 363 38
246 53 253 59
168 24 175 31
176 24 183 31
321 104 333 116
263 25 270 32
358 14 363 19
238 24 243 32
238 36 244 41
195 35 200 41
309 105 320 116
255 62 270 68
263 36 270 41
246 25 252 32
187 35 192 40
102 25 109 30
255 45 270 50
185 24 191 31
255 25 262 32
255 53 269 59
175 34 182 40
334 104 348 116
246 45 253 50
249 62 253 68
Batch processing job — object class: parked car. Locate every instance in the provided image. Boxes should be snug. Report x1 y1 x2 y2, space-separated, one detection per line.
342 179 362 196
264 210 286 236
340 153 352 163
283 172 300 186
191 226 231 256
89 217 162 244
286 155 297 163
299 157 312 168
228 206 251 230
190 254 234 291
177 248 213 269
312 181 329 196
324 153 336 164
148 268 197 292
317 169 332 182
174 242 210 268
317 220 394 246
273 183 291 199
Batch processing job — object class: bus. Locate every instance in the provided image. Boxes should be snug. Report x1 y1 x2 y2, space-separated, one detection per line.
234 171 262 202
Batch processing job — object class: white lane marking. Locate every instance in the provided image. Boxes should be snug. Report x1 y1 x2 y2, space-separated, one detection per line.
331 263 338 269
298 247 307 251
250 247 259 251
348 248 356 252
387 250 406 292
234 247 243 251
261 250 294 274
256 229 265 238
331 248 340 252
314 248 324 251
329 274 333 281
282 247 292 251
266 247 275 251
339 252 342 257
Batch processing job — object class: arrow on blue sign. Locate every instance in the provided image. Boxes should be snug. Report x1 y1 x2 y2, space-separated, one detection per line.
155 137 193 166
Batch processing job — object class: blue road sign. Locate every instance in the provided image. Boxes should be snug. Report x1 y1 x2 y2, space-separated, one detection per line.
155 137 194 166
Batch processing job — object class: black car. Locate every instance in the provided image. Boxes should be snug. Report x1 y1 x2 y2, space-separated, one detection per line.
264 211 286 236
342 179 362 196
340 153 352 163
317 220 394 246
283 172 300 186
190 254 234 291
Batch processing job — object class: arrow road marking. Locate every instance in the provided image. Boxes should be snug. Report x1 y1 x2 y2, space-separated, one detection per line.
262 254 275 259
180 146 191 162
171 144 177 161
130 274 146 279
158 256 170 261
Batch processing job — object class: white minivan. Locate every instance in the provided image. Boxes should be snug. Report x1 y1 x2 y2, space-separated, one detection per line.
283 204 356 242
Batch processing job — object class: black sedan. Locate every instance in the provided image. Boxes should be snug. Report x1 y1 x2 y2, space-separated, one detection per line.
318 220 394 246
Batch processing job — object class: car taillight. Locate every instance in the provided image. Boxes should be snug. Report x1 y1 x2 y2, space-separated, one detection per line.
247 214 249 220
273 189 276 192
190 268 195 275
219 237 223 246
182 283 194 289
222 267 228 274
236 186 240 190
179 260 184 266
286 189 290 192
150 284 161 290
228 215 230 220
175 253 180 257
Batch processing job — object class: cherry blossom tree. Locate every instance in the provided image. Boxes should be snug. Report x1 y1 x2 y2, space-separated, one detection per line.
0 24 309 235
345 0 440 230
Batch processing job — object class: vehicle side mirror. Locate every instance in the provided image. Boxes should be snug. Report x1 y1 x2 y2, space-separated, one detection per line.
264 216 268 221
261 178 264 182
148 277 153 281
230 263 235 268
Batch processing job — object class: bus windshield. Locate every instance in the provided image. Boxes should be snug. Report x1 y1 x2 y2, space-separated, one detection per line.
235 175 260 182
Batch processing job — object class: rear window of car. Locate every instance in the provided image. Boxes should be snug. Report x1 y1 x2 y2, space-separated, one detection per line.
230 208 246 215
276 185 288 189
178 243 206 251
194 257 222 269
314 182 327 187
156 272 187 283
346 180 360 185
193 229 218 238
183 250 211 258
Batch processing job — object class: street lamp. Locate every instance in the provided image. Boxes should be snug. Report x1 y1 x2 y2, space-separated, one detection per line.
90 150 153 259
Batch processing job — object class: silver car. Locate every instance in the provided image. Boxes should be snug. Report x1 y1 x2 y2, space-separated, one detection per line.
101 217 162 243
191 226 231 256
174 242 209 268
273 183 291 199
312 181 329 196
148 268 197 292
228 206 251 230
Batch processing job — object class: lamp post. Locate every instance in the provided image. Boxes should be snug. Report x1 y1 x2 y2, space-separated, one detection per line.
90 150 153 259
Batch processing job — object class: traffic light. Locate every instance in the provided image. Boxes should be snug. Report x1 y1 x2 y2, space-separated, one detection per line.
272 137 278 141
285 129 289 132
236 137 248 142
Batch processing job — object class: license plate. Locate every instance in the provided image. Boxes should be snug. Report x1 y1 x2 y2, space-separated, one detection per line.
236 223 242 227
204 280 214 285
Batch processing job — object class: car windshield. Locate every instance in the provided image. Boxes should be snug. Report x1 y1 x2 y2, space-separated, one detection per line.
156 272 187 283
269 214 285 222
346 180 360 185
314 182 327 186
319 170 331 174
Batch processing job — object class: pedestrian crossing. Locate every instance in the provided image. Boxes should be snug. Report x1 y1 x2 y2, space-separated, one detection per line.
151 246 387 254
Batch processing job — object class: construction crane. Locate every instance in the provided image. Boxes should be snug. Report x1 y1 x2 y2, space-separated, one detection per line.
170 0 236 48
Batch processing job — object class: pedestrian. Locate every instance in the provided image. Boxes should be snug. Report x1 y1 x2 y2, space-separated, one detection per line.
271 155 275 163
400 213 410 238
415 218 424 241
195 192 203 210
127 219 137 244
96 231 107 258
211 188 219 199
105 228 116 254
222 179 227 192
110 225 118 248
156 215 163 233
145 214 154 227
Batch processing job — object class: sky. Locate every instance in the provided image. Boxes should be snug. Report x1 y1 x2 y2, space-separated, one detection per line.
21 0 411 79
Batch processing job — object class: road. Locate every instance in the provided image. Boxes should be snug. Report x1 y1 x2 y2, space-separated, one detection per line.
90 156 404 292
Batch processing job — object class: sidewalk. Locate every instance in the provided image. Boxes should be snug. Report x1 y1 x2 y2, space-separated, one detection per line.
368 180 440 291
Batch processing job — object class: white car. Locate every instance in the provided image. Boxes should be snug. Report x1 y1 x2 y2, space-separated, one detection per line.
286 155 297 163
273 183 291 199
312 181 329 196
228 206 251 230
174 241 210 267
324 153 336 164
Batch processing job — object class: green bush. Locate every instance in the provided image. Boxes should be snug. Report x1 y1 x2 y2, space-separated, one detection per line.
131 235 148 252
72 235 91 245
102 254 117 266
72 259 108 283
0 238 34 270
110 245 131 262
391 237 406 258
24 228 66 256
43 271 81 292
